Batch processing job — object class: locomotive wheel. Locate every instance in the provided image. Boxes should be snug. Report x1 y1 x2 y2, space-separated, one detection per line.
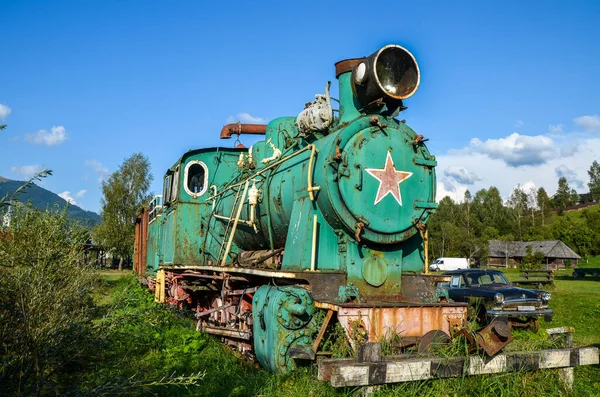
418 330 451 353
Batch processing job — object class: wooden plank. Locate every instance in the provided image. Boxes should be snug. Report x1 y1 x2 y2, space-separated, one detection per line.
356 343 382 363
513 280 553 285
313 309 334 354
326 347 599 387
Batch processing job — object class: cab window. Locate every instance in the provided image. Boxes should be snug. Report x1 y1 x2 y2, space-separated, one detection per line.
163 174 172 204
184 160 208 197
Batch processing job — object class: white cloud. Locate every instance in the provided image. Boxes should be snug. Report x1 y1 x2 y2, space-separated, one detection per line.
548 124 564 133
555 165 584 190
444 166 481 185
84 160 109 183
436 177 468 202
521 181 537 193
58 191 77 205
0 104 11 121
75 189 87 199
574 115 600 131
11 164 43 178
435 136 600 203
470 132 555 167
226 112 265 124
25 126 67 146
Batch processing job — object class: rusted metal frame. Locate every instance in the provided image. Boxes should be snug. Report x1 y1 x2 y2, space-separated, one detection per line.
134 213 141 274
247 248 284 267
196 304 234 318
201 325 252 340
312 309 335 353
162 264 300 279
227 286 258 296
184 274 249 283
319 345 599 387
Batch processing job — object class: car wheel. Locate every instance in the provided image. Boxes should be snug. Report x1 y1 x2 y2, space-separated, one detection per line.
572 271 579 279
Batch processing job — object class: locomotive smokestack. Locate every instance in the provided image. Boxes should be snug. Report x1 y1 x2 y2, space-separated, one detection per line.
335 58 364 123
335 45 420 122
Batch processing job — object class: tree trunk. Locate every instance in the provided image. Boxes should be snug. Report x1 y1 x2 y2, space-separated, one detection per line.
118 257 123 271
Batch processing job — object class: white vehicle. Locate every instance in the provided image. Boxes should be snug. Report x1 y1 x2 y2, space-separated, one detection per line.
429 257 469 272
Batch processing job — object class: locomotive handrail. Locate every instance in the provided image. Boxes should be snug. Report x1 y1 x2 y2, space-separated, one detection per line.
307 144 320 201
207 144 317 202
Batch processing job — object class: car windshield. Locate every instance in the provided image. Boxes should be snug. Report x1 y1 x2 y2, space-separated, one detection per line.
467 272 510 286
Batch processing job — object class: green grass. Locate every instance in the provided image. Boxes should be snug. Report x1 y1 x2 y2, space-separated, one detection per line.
80 272 599 397
576 255 600 269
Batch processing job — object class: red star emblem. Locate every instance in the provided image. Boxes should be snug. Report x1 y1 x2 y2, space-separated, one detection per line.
365 151 412 206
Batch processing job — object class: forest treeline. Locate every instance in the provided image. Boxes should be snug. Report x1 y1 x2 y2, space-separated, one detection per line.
428 166 600 264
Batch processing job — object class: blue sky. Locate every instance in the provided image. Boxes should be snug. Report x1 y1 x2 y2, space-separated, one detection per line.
1 0 599 212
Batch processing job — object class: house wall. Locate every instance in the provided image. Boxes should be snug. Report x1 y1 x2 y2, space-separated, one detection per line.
488 256 578 269
487 257 519 268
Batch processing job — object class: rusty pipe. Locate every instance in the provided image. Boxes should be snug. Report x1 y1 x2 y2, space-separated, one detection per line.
220 122 267 139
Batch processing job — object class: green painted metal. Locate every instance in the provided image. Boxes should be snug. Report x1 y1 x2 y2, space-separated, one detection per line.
337 72 363 123
252 285 318 373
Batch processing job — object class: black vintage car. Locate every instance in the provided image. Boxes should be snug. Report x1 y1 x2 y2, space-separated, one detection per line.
442 269 552 331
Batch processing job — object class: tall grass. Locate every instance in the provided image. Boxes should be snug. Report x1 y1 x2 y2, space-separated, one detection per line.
79 274 600 397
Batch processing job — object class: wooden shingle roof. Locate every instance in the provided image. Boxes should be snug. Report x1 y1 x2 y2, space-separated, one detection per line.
488 240 581 259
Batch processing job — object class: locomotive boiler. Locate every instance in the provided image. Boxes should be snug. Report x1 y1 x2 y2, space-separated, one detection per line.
134 44 469 374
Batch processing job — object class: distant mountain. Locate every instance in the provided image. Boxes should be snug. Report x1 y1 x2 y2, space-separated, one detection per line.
0 176 101 227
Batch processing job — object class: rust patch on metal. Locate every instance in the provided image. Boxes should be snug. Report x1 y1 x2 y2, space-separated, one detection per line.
474 320 514 356
336 305 467 348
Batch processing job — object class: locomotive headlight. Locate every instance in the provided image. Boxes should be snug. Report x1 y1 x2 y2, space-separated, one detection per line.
351 44 420 107
355 62 367 84
494 293 504 304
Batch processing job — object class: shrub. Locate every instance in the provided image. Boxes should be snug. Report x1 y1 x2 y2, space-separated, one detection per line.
0 205 96 395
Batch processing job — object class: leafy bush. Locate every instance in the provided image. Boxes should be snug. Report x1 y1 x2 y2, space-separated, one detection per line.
0 205 96 396
565 259 572 268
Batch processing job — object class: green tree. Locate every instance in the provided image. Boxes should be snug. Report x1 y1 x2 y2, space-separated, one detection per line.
472 187 511 235
555 177 573 215
552 217 595 256
94 153 153 270
588 160 600 201
508 184 529 240
536 187 552 226
428 196 459 259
